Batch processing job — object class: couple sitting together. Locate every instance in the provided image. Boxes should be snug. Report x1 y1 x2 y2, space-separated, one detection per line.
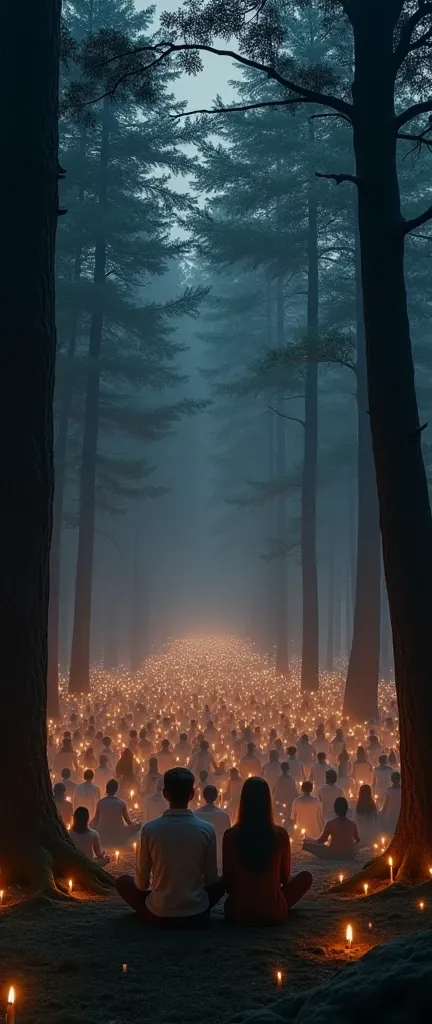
116 767 312 927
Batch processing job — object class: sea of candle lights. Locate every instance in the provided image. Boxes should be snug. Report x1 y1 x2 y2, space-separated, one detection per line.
45 636 404 874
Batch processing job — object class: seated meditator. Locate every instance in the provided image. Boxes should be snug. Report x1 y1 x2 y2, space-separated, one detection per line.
222 777 312 926
318 769 345 822
73 769 100 820
91 778 140 849
116 767 225 928
195 784 231 872
291 780 324 839
380 771 401 834
303 796 360 861
354 784 378 848
53 782 73 828
70 806 110 867
273 761 298 819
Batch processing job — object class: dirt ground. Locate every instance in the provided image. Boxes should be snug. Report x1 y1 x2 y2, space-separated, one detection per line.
1 846 430 1024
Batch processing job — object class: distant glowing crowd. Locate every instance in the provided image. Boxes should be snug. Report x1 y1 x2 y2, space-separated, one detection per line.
48 637 400 926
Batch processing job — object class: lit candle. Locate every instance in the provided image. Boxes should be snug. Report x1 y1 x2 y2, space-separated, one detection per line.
0 890 3 905
339 874 344 884
346 924 353 950
133 842 137 854
122 964 128 974
419 901 425 911
276 970 282 988
364 883 369 895
6 987 15 1024
115 851 120 866
368 921 373 930
388 857 393 883
68 879 73 893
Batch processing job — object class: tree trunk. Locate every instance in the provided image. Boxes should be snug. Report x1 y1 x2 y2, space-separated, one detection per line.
380 569 392 680
346 4 432 882
343 216 381 721
325 540 334 673
301 121 319 691
47 245 83 717
274 272 289 677
129 521 147 671
69 100 110 694
0 0 111 895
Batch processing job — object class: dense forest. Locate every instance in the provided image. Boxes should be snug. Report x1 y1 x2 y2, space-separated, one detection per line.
3 0 432 902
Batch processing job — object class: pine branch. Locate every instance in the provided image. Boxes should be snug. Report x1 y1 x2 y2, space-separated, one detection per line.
90 40 353 119
315 171 359 186
169 98 303 119
403 205 432 236
267 405 305 428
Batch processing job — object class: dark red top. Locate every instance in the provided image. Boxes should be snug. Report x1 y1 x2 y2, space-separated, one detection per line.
222 824 290 925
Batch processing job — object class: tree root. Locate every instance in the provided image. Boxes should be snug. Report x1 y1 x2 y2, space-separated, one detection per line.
329 846 432 894
0 835 115 899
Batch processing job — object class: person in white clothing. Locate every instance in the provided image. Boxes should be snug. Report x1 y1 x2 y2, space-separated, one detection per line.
195 785 231 871
94 754 112 792
73 770 100 820
189 740 217 778
70 806 110 866
372 755 393 809
60 767 77 801
380 771 401 833
273 762 298 817
285 747 305 785
310 752 330 791
156 739 176 775
312 725 330 758
146 778 169 822
261 749 282 790
173 734 192 764
291 781 324 838
115 767 225 926
53 782 73 828
92 779 140 848
318 769 345 821
239 742 262 780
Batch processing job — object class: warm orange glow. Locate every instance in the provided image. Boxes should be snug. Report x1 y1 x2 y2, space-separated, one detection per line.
0 890 3 904
388 857 394 882
68 879 73 893
364 883 368 895
339 873 344 884
7 989 14 1006
368 921 373 930
346 924 353 947
115 850 120 864
419 901 425 910
276 970 282 987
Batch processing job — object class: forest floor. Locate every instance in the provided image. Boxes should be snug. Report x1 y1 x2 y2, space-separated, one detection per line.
0 847 429 1024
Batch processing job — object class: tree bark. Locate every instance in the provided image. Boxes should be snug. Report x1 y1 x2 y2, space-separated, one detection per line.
347 2 432 881
0 0 112 894
274 272 289 677
343 215 381 721
325 540 334 673
48 116 90 716
69 100 110 694
301 121 319 691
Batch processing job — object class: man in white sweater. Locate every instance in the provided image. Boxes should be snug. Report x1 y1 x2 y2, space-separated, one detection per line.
195 785 231 870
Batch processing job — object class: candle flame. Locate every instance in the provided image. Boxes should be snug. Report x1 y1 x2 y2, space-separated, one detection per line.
339 873 344 884
388 856 393 866
364 883 368 895
7 988 15 1006
276 971 282 984
346 924 353 945
419 901 425 910
68 879 73 892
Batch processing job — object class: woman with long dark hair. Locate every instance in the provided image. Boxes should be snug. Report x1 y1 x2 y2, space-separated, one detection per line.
222 777 312 925
355 783 378 847
115 748 138 800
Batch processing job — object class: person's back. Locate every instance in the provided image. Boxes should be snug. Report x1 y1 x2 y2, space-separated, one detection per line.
381 772 401 831
285 748 305 783
354 784 378 847
303 797 360 860
262 750 282 789
352 749 373 787
318 770 345 819
195 786 231 871
310 755 330 791
239 744 262 780
146 780 169 823
223 777 312 926
73 771 100 819
291 782 323 838
120 767 223 923
60 769 76 801
53 783 73 828
94 756 112 791
157 741 175 775
312 730 329 757
273 764 298 814
373 756 393 807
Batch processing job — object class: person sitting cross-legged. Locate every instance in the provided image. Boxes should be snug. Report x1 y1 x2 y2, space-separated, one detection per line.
222 777 312 926
115 767 225 928
303 796 360 860
70 806 110 867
